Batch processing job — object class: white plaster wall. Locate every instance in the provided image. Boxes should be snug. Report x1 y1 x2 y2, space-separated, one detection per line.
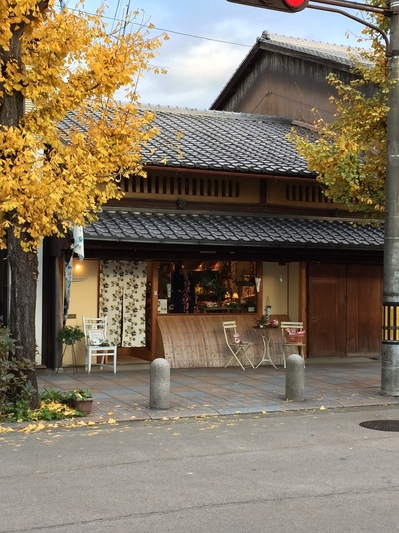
288 262 300 321
262 262 299 320
64 259 99 365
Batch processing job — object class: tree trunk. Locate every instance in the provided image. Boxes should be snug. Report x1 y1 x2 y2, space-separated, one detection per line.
0 32 24 126
0 7 48 409
1 32 38 407
7 230 39 408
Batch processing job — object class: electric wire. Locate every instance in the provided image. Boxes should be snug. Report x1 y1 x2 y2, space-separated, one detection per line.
59 4 252 50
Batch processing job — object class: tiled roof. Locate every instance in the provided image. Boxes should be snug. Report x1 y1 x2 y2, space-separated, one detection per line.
60 106 314 177
258 31 369 68
84 210 383 250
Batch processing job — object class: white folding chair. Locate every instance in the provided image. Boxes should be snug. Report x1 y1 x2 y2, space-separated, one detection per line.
281 321 306 368
82 317 118 373
222 321 255 370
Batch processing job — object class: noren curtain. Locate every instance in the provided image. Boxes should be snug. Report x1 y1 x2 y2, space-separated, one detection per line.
99 260 147 347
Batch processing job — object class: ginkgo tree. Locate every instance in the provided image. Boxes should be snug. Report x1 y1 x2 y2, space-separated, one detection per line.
0 0 167 406
290 5 389 217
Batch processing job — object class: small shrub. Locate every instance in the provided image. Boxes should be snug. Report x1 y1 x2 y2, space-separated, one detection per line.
40 388 68 403
0 387 90 422
0 324 18 358
0 324 36 419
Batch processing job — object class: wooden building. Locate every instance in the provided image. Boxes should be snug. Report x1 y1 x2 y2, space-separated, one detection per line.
211 31 372 124
40 101 383 370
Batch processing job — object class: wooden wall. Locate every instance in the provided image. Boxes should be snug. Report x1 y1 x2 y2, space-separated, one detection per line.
156 314 295 368
212 48 366 125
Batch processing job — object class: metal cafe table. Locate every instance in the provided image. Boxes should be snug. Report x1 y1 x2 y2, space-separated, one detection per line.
252 326 278 369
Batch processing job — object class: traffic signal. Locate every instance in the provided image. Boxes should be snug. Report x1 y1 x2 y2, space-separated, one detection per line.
227 0 309 13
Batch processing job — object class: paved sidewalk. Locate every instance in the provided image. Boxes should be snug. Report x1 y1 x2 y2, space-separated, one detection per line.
35 357 399 423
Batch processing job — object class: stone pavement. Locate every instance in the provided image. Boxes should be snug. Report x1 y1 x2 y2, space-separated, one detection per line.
36 357 399 424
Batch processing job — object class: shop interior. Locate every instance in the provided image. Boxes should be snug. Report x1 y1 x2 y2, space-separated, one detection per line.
157 261 260 314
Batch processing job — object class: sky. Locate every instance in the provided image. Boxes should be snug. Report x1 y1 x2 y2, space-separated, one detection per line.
79 0 372 109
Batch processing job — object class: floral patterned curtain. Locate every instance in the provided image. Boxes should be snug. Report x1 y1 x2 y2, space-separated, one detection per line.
99 261 147 347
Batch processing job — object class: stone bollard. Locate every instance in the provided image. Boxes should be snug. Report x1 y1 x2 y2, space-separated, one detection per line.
285 354 305 402
150 358 170 409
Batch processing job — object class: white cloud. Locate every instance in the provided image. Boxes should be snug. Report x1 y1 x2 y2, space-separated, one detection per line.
137 39 248 108
87 0 375 109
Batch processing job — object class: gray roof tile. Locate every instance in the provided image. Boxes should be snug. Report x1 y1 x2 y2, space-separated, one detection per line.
59 106 314 177
258 32 370 67
141 107 313 176
85 210 383 250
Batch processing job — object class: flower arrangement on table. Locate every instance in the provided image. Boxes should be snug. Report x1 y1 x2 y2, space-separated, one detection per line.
254 299 279 328
254 316 279 328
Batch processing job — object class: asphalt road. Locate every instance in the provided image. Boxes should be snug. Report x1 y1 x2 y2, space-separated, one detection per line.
1 406 399 533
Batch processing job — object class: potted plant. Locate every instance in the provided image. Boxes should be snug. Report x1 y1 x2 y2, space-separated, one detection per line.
57 325 85 345
64 388 93 414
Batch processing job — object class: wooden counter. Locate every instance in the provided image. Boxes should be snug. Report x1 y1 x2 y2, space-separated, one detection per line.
156 314 289 368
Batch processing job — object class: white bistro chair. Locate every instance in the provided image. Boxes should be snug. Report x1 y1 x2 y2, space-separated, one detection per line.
82 317 118 374
222 320 255 370
281 321 306 368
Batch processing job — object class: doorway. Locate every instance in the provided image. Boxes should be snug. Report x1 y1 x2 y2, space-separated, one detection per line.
99 260 149 362
308 263 382 357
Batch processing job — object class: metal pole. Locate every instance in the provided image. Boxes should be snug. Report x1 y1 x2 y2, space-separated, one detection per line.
381 0 399 395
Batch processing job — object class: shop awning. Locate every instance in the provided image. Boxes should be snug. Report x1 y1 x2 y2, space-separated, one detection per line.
84 210 383 251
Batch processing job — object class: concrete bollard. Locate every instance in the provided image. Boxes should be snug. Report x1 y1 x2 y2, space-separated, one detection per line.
285 354 305 402
150 358 170 409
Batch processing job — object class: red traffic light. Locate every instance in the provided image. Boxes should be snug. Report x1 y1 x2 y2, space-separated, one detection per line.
227 0 309 13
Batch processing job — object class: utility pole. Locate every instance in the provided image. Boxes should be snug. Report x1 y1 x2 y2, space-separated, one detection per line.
228 0 399 395
382 0 399 395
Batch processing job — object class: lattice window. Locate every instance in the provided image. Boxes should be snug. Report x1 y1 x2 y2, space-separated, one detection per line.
121 175 240 198
285 183 333 204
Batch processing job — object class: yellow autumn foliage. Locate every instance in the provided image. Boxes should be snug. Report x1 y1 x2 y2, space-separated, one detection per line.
0 0 168 249
290 6 389 216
